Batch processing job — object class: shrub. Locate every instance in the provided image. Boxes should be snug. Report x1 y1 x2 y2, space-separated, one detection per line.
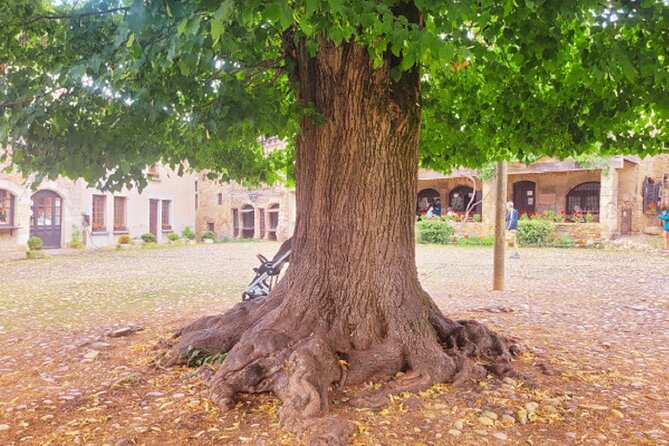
69 226 84 249
517 219 555 246
548 234 576 248
454 235 495 246
416 219 456 244
117 234 131 245
140 232 156 243
168 232 180 242
182 226 196 240
201 230 215 240
27 236 43 251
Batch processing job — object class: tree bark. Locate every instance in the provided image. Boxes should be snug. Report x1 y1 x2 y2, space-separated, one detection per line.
493 161 508 291
166 40 518 445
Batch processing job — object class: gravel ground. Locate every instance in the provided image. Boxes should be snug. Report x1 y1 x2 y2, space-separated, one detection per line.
0 242 668 445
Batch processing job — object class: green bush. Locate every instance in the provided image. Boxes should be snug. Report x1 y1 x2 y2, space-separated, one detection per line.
547 234 576 248
201 230 215 240
69 226 84 249
416 219 456 244
140 232 157 243
168 232 180 242
27 236 43 251
117 234 132 245
182 226 196 240
517 219 555 246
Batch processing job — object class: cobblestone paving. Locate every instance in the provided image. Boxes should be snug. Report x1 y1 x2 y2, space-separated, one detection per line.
0 243 668 445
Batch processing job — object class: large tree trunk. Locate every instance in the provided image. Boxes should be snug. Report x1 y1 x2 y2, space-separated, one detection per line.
166 40 518 445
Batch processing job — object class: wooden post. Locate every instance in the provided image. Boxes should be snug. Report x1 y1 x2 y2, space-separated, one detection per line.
493 160 508 291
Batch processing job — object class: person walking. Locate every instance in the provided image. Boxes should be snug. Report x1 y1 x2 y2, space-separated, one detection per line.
659 203 669 253
506 201 520 259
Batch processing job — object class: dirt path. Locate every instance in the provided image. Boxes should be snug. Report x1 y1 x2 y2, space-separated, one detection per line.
1 243 668 445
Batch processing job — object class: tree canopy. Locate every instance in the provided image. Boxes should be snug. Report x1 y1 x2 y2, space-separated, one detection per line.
1 0 667 189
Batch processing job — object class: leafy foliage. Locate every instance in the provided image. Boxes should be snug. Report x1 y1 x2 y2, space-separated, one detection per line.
416 219 456 244
167 232 179 242
117 233 131 244
140 232 156 243
0 1 667 187
517 219 555 246
27 235 43 251
182 226 195 240
200 230 215 240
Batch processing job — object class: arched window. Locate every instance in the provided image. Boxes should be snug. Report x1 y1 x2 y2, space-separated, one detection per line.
268 203 280 241
241 204 255 238
566 182 600 215
449 186 474 213
417 188 440 214
0 189 15 227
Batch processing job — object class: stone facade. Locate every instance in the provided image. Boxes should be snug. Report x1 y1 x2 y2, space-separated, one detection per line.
418 154 669 240
0 162 196 252
195 175 295 242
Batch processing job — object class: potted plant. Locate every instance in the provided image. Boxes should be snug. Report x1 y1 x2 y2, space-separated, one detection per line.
585 212 594 223
168 232 180 246
26 236 45 259
182 226 196 244
201 230 216 244
117 233 132 249
140 232 157 247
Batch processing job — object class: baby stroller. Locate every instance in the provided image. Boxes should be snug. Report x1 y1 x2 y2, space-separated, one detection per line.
242 238 291 301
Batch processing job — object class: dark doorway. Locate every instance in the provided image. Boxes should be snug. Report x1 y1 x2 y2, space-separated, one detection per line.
241 205 255 238
417 188 440 215
620 207 632 234
149 199 159 236
449 186 474 213
30 190 62 249
513 181 536 215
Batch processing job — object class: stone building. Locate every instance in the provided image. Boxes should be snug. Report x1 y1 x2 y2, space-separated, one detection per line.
195 174 296 242
417 154 669 239
0 162 196 252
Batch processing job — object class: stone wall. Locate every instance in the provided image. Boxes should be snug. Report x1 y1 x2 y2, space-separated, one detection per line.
553 223 603 242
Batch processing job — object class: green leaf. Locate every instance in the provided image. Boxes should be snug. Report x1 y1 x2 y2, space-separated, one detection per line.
126 33 135 48
210 19 224 45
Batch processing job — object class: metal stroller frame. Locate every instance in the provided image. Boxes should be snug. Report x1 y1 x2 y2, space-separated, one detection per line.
242 238 291 301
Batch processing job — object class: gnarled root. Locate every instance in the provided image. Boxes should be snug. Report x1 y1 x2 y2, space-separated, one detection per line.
167 291 521 445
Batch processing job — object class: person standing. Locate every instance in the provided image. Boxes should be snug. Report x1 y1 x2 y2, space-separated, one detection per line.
433 198 442 217
659 203 669 253
506 201 520 259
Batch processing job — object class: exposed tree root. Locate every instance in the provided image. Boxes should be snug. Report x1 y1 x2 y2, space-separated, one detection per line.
166 290 521 445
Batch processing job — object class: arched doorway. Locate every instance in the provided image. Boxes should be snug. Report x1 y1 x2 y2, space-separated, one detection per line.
241 204 255 238
513 181 536 215
268 203 280 240
417 188 440 215
30 190 62 249
449 185 474 213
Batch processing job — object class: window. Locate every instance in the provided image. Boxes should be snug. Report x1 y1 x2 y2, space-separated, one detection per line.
161 200 172 230
566 182 600 216
92 195 106 231
642 177 662 214
417 188 440 215
217 193 223 205
268 204 279 241
449 186 474 213
148 164 160 180
207 223 215 232
241 205 255 238
195 194 198 210
0 189 15 226
113 196 127 231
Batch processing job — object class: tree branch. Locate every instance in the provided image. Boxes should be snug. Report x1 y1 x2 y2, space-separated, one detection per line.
11 7 129 28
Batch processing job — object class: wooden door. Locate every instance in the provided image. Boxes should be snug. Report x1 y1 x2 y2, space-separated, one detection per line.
149 199 159 236
513 181 536 215
30 190 62 249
